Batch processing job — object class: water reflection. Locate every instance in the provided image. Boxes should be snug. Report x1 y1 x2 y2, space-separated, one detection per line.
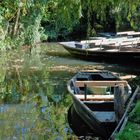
0 43 139 139
0 46 75 139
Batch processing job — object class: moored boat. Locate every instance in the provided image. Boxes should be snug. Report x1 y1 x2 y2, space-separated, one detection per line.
60 35 140 63
67 70 132 139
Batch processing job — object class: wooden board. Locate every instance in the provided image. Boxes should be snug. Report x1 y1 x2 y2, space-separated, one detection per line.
75 94 114 101
120 75 136 80
117 31 135 35
75 80 128 87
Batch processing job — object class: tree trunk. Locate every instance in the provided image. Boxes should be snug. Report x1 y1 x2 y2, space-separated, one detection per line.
13 7 21 36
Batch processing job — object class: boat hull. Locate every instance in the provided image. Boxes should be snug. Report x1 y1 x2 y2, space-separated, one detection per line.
63 45 140 64
68 104 94 136
67 71 132 139
68 94 117 139
68 103 116 139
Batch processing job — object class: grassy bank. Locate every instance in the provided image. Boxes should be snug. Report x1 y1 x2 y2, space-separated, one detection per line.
116 101 140 140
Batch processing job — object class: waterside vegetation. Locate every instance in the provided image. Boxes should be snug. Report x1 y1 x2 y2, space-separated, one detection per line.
1 0 140 50
116 101 140 140
0 0 140 139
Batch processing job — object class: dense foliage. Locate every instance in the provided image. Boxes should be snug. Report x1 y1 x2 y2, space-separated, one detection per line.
0 0 140 47
0 0 81 48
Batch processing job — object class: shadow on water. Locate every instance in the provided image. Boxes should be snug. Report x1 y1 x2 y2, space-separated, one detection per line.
44 43 140 75
0 42 139 140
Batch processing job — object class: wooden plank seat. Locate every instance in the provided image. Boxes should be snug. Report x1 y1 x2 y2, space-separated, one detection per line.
75 80 128 87
101 38 139 46
107 41 137 47
87 47 104 51
120 41 138 46
75 94 114 101
81 40 103 44
127 32 140 36
105 49 119 52
117 31 135 36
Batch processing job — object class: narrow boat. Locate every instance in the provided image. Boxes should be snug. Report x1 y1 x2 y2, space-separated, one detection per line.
60 36 140 63
92 31 140 38
116 31 140 37
67 70 132 139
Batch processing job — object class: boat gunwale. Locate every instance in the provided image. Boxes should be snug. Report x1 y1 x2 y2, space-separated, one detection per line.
60 41 140 53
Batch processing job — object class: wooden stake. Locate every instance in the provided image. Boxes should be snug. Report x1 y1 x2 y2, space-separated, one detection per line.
114 84 125 123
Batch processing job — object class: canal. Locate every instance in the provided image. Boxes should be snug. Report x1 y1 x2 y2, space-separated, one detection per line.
0 43 139 140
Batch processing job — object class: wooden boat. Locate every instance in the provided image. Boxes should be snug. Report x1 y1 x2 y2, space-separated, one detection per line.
116 31 140 37
97 31 140 38
60 36 140 63
67 70 132 139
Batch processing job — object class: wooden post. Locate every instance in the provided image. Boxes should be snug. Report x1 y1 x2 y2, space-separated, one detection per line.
114 84 125 123
100 40 103 50
119 42 121 51
84 84 87 100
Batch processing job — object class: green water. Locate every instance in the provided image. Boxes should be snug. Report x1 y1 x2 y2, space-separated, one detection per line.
0 43 139 140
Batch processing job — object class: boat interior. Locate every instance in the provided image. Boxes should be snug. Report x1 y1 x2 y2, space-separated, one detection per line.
70 71 130 123
76 31 140 51
72 71 128 97
79 38 140 51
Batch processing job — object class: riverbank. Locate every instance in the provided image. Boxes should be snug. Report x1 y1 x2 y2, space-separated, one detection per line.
116 101 140 140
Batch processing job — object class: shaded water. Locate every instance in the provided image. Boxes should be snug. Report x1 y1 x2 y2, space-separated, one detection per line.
0 43 139 140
